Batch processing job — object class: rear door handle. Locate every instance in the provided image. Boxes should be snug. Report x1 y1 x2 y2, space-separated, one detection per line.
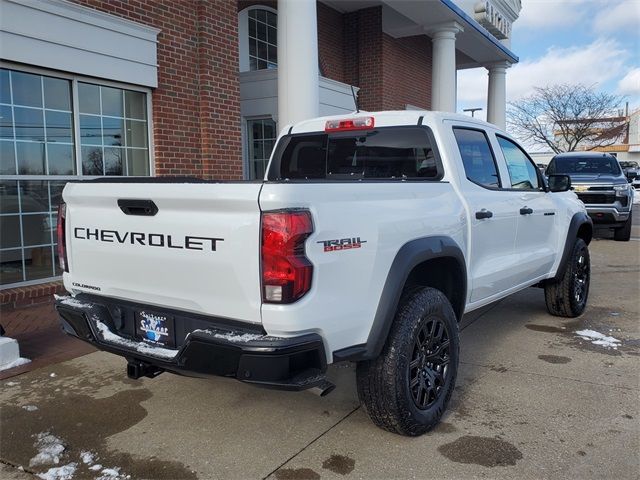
475 209 493 220
519 207 533 215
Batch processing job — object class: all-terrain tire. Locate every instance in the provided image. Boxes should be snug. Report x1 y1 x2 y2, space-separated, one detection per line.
544 238 590 317
614 213 632 241
356 287 459 436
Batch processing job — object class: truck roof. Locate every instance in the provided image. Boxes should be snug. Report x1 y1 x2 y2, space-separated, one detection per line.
288 110 497 135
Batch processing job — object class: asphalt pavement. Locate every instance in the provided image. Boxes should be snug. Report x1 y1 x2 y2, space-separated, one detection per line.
1 234 638 480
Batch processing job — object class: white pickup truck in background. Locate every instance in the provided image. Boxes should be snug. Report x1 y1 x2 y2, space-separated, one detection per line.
55 111 592 436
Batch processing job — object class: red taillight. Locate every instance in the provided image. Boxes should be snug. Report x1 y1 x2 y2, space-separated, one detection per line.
261 210 313 303
325 116 375 132
57 202 68 272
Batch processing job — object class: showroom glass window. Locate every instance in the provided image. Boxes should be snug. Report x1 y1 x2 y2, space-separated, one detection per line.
247 118 277 179
248 8 277 70
0 68 151 287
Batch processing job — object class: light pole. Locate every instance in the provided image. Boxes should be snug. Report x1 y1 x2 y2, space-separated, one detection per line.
463 107 483 118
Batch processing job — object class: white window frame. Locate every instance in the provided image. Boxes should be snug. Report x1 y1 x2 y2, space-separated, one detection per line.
238 5 278 73
0 61 155 180
244 116 277 180
0 61 155 289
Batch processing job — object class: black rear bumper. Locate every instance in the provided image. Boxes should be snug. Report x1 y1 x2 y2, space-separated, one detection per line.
55 295 327 391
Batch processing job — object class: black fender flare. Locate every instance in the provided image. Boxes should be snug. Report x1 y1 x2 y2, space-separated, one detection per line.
551 211 593 282
332 236 466 362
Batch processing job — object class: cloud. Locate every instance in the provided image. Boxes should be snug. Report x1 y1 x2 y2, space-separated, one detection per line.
457 38 630 106
515 0 588 29
593 0 640 33
618 68 640 96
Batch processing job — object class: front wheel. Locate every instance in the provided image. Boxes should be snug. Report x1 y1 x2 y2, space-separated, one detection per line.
356 287 459 436
544 237 590 317
614 214 632 241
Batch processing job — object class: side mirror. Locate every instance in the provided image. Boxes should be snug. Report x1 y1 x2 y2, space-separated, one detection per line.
548 174 571 192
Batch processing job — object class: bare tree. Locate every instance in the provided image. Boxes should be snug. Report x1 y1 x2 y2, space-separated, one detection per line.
507 84 627 153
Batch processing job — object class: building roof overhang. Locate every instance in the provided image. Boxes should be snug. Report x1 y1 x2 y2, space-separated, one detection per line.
321 0 519 69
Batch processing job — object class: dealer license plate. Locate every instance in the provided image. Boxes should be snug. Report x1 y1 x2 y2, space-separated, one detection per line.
135 310 175 348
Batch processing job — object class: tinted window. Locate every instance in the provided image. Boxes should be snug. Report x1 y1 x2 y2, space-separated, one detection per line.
453 128 500 188
547 156 621 175
497 136 540 190
272 127 440 180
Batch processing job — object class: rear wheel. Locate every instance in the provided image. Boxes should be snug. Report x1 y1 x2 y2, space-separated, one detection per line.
614 214 632 241
356 287 459 436
544 238 590 317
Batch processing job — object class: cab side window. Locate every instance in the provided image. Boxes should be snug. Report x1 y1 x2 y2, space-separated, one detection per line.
453 127 501 188
497 136 541 190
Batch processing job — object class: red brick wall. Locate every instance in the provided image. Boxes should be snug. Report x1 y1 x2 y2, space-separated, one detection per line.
342 6 432 111
317 2 345 83
71 0 242 179
381 34 432 110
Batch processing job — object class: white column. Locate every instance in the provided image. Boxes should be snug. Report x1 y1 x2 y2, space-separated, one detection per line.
486 61 510 129
429 22 463 112
277 0 319 129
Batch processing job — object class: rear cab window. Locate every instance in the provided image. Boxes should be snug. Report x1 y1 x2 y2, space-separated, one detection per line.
453 127 501 189
268 127 443 181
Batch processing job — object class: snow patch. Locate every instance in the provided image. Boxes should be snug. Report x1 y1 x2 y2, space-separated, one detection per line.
99 467 120 477
576 329 622 349
37 463 77 480
54 295 92 309
89 464 103 471
6 381 19 386
190 328 276 343
212 332 264 343
0 357 31 371
94 319 179 360
22 405 38 411
30 433 66 466
80 451 95 465
50 373 57 378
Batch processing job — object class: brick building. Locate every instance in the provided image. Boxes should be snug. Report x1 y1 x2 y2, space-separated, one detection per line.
0 0 520 296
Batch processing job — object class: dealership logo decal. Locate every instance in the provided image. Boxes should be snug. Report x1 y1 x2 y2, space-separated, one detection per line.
317 237 367 252
139 311 169 343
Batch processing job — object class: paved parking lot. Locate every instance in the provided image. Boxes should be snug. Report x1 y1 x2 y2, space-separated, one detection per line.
1 222 638 479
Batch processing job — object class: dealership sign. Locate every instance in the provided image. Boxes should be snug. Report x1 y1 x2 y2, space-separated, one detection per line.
474 1 512 40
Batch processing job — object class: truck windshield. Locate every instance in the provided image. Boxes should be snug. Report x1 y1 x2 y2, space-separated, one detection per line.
547 156 621 175
269 127 441 181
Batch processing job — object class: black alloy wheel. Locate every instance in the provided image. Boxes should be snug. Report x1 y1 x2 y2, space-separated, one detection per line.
573 247 590 306
409 317 450 410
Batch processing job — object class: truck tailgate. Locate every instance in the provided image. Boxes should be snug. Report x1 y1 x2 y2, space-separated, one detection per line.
62 182 263 323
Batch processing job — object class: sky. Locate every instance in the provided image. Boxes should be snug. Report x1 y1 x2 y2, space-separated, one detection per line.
457 0 640 121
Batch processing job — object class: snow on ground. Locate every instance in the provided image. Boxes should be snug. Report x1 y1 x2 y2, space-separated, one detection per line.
0 357 31 371
22 405 38 411
575 329 622 349
80 451 95 465
50 373 57 378
98 467 120 477
6 381 19 386
37 463 77 480
30 433 66 466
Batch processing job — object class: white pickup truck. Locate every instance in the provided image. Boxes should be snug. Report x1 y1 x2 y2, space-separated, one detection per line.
55 111 592 436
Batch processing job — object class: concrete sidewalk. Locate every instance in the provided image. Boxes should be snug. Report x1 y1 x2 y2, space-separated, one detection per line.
1 239 638 479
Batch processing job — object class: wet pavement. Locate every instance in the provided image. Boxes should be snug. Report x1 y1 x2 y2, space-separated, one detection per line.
1 236 638 479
